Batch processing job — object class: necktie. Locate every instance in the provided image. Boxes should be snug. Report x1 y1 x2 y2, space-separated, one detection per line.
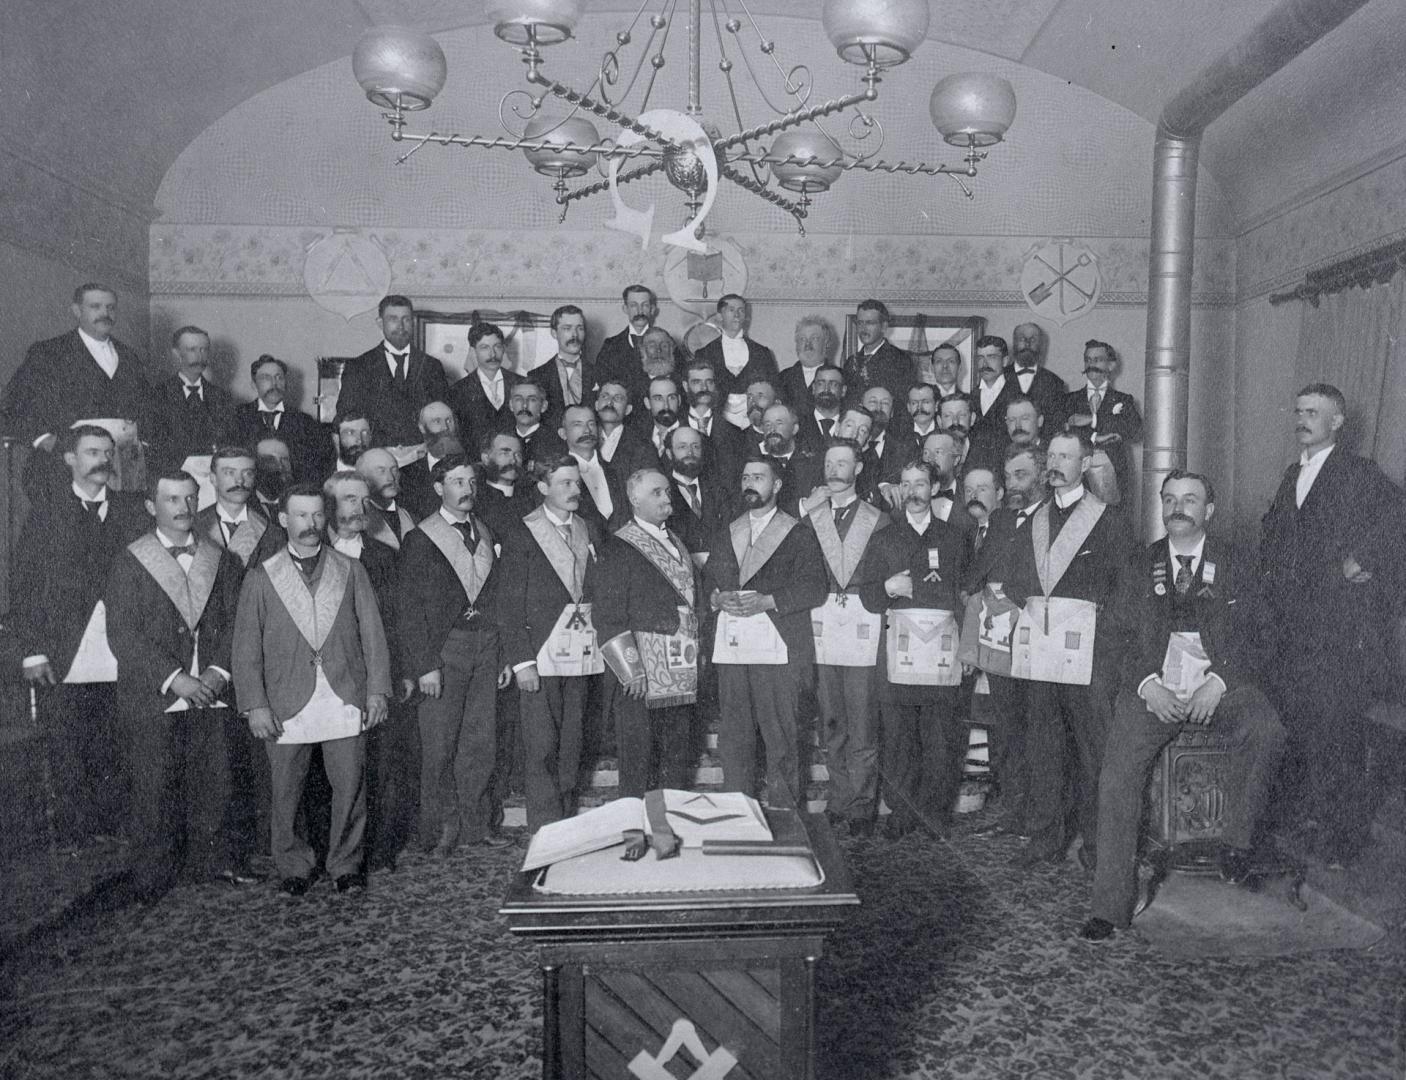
557 522 573 547
1175 555 1195 596
293 551 319 579
454 520 478 549
389 350 408 385
169 543 196 559
563 362 581 405
185 385 201 403
975 522 988 552
488 377 501 410
222 520 240 544
82 498 101 515
820 418 835 437
261 411 277 430
1089 387 1103 416
686 483 701 517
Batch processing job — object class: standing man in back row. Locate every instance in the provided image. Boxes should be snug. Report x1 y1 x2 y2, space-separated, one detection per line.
843 300 914 407
695 295 777 432
338 295 450 450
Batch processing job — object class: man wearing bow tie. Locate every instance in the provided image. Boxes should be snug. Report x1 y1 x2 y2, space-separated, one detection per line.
541 305 599 429
594 284 663 400
842 299 915 406
561 404 626 532
445 322 520 448
1080 471 1284 941
357 447 417 550
968 335 1017 472
919 430 976 540
224 355 332 482
13 426 148 851
106 468 246 902
1053 340 1142 501
149 326 234 469
1005 323 1067 425
337 295 450 449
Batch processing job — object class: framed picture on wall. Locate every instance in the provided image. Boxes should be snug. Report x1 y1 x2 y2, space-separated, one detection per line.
842 313 986 393
414 308 557 379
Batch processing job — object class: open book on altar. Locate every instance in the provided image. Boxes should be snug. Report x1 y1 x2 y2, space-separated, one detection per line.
522 790 772 872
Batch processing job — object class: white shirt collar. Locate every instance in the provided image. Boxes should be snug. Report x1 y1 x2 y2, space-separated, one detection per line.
1299 443 1335 468
1086 380 1107 395
516 422 540 437
748 505 779 537
179 374 204 390
906 510 932 534
257 400 285 414
830 492 857 509
478 367 503 388
78 327 115 352
157 528 193 550
570 449 600 469
438 505 468 525
1167 533 1207 574
1054 484 1086 510
217 503 249 525
333 533 364 557
543 506 573 528
488 480 514 497
73 482 108 504
384 341 409 356
673 472 700 487
634 517 673 545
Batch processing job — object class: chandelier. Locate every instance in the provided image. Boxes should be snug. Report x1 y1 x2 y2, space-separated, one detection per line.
352 0 1016 251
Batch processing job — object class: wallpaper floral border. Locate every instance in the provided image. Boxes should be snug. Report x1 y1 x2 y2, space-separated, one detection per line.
150 225 1236 307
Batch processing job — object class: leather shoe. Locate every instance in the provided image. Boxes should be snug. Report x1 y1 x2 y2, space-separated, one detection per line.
334 872 367 893
1078 917 1117 942
214 866 266 886
1218 846 1255 885
278 876 313 898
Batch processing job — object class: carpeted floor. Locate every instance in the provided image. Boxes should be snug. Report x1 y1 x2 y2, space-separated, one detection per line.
1 815 1403 1080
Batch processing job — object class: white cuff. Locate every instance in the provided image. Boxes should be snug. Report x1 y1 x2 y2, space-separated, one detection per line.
512 661 538 674
22 654 48 668
161 668 183 695
32 434 51 449
1136 674 1159 699
1206 672 1228 694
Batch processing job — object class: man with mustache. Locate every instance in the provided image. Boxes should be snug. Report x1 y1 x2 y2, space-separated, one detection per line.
802 439 890 837
760 402 822 516
924 342 965 401
541 305 599 428
1258 383 1406 867
475 430 532 540
333 409 374 472
1053 340 1142 501
879 383 939 486
842 299 915 405
225 354 333 483
694 294 778 432
663 425 731 565
445 322 520 446
777 315 836 410
968 335 1019 472
395 456 512 856
2 283 155 498
1081 471 1285 942
593 380 650 474
560 404 626 531
796 365 847 451
254 435 294 519
645 374 684 461
399 412 464 521
357 447 416 550
640 327 679 381
233 482 390 896
594 284 664 399
938 393 975 467
859 460 969 839
106 469 245 902
12 425 149 852
704 455 826 807
917 431 977 543
680 357 748 484
507 378 565 465
149 325 235 470
861 385 896 485
337 295 450 449
1006 322 1067 425
743 379 778 453
490 456 604 830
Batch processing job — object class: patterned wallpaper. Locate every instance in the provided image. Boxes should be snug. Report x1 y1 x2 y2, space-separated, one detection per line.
150 224 1235 308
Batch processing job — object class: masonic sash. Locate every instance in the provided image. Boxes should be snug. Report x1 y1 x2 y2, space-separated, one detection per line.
128 533 220 633
810 500 882 666
712 512 796 665
614 522 698 706
206 510 267 567
524 508 602 676
417 512 495 616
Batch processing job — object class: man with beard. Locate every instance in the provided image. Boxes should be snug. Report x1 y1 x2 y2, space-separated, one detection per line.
445 322 521 446
924 342 966 401
695 295 778 431
859 461 969 839
1080 471 1285 942
938 394 975 466
1006 323 1067 424
225 355 332 482
149 326 234 470
491 456 604 830
743 379 778 453
541 305 599 427
234 483 390 896
507 378 565 465
760 402 822 515
796 365 847 451
645 374 684 462
337 295 450 449
1053 340 1143 506
254 435 294 519
323 469 411 872
918 431 976 543
107 469 245 902
13 425 148 851
597 468 702 796
356 448 417 549
640 327 679 381
595 284 663 394
333 410 374 473
801 439 889 836
197 446 283 569
969 336 1018 471
680 357 748 484
594 380 652 474
861 385 896 485
559 404 626 532
705 455 826 806
778 315 836 409
396 456 512 855
998 431 1131 869
476 431 533 540
843 299 914 405
664 425 730 564
399 427 464 522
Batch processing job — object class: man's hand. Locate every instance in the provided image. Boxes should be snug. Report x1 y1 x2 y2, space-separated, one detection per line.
1093 432 1122 445
624 674 647 700
1343 555 1372 584
878 482 900 510
398 677 417 703
515 664 541 694
198 668 228 698
1185 679 1225 725
363 693 388 731
730 592 774 618
800 486 831 516
885 569 914 599
1141 682 1188 725
418 669 443 699
22 660 57 687
497 664 513 690
1067 412 1094 428
171 672 215 708
246 706 283 740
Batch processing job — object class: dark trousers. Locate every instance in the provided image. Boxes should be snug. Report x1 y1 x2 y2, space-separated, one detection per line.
366 700 420 867
981 673 1032 829
41 681 127 843
717 663 805 807
816 664 880 822
489 682 522 826
1024 665 1114 855
124 707 231 896
880 686 966 830
267 734 367 879
221 709 268 863
520 674 589 831
416 627 500 848
1092 685 1285 926
608 674 696 798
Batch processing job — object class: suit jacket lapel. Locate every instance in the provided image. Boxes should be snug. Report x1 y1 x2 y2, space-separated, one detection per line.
418 513 493 603
616 521 694 607
739 512 796 586
126 534 218 631
1032 496 1105 596
525 507 583 600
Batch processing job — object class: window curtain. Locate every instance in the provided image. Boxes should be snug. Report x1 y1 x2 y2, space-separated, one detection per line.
1293 272 1406 482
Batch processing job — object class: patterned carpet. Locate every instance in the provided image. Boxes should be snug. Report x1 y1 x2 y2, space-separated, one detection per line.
1 816 1403 1080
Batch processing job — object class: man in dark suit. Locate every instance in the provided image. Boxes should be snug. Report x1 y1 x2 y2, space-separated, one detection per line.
540 305 599 428
561 404 627 532
396 456 512 855
506 377 565 466
594 380 654 477
663 426 731 564
331 409 374 473
680 357 748 486
694 294 778 420
842 299 914 406
356 447 417 550
1053 340 1143 505
594 284 661 398
148 326 234 470
223 354 333 483
12 425 148 848
777 315 836 410
253 435 294 519
1006 323 1067 425
399 430 465 523
704 455 826 806
878 382 939 486
105 468 246 902
759 402 823 517
926 342 967 402
1258 383 1406 866
444 322 522 447
476 430 533 540
969 335 1019 472
3 283 154 498
1080 471 1285 942
998 431 1133 868
795 365 847 452
640 374 684 468
489 456 603 831
336 295 450 448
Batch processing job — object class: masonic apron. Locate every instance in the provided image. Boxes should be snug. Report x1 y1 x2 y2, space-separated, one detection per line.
810 501 882 667
525 511 604 677
712 513 793 665
1008 498 1104 686
127 535 224 713
615 522 698 706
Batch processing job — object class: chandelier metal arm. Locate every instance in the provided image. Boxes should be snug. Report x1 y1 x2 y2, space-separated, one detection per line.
557 158 670 206
718 163 807 231
527 71 679 148
712 84 876 155
387 123 666 163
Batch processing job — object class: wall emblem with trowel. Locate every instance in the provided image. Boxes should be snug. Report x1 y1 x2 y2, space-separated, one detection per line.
1020 239 1101 326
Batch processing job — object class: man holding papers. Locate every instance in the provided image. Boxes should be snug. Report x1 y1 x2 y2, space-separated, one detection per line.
704 455 826 808
1080 472 1284 941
